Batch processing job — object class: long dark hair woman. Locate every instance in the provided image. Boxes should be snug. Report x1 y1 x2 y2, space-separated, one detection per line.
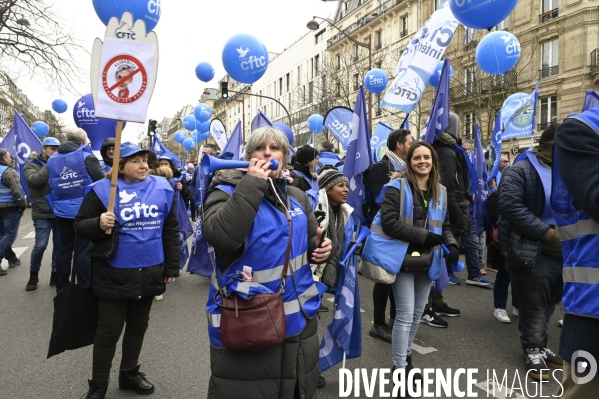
202 127 332 399
74 142 180 399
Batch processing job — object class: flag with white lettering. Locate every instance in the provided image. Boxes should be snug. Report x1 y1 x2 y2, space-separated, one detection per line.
152 135 181 169
371 122 394 162
383 1 458 113
1 110 42 199
502 80 539 140
186 214 214 278
209 118 227 151
176 191 194 269
422 58 450 144
473 123 488 235
324 106 353 149
344 86 372 223
487 111 502 184
223 121 243 161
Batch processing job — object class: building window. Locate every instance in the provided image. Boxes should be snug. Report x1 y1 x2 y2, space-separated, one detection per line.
315 29 325 45
314 54 320 76
297 66 301 85
375 30 382 50
279 77 283 96
310 58 314 79
336 54 341 70
308 81 313 103
540 38 559 78
336 81 341 97
322 75 327 97
286 73 290 93
401 15 408 37
540 0 559 22
465 66 476 94
539 95 557 130
433 0 443 11
463 27 477 51
495 17 509 31
353 73 359 90
354 44 360 61
464 113 475 141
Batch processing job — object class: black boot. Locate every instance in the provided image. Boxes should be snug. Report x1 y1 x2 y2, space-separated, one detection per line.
86 379 108 399
119 365 155 395
49 271 57 287
26 272 39 291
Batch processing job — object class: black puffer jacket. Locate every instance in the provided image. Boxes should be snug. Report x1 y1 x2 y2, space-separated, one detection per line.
289 163 317 193
23 155 54 219
498 157 550 271
73 183 180 300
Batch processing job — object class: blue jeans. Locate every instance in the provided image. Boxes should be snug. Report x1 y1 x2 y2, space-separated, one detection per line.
0 211 21 263
30 218 60 273
506 253 563 349
461 216 481 277
493 270 518 309
391 272 431 368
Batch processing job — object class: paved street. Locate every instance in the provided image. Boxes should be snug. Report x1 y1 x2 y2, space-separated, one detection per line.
0 210 565 398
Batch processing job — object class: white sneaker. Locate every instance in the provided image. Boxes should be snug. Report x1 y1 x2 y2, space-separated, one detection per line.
512 307 519 316
558 319 563 327
154 295 164 301
494 308 511 323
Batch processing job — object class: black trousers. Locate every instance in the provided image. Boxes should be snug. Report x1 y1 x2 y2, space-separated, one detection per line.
55 217 91 293
373 283 396 326
92 297 154 380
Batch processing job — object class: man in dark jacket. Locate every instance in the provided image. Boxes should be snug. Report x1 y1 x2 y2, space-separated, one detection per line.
0 148 26 277
99 137 115 172
364 128 413 341
498 124 563 381
554 114 599 396
290 145 319 193
22 137 61 290
44 128 105 292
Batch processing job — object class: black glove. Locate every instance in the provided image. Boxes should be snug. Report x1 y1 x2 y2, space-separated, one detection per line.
447 245 460 264
314 210 326 226
423 232 443 247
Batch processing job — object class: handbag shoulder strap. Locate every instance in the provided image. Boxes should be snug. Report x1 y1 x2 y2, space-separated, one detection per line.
282 197 293 280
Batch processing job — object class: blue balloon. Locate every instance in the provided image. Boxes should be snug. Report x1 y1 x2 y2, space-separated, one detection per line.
449 0 518 30
92 0 161 32
199 121 210 133
174 131 187 144
73 94 125 153
429 62 454 88
364 69 388 94
222 33 269 84
307 114 324 134
273 122 293 146
191 130 199 141
52 99 68 113
182 115 196 131
194 104 212 123
31 121 49 137
198 132 211 142
183 138 196 151
476 31 521 75
195 62 215 82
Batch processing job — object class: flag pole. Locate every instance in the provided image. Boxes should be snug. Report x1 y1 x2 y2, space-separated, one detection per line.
105 120 123 234
342 352 346 369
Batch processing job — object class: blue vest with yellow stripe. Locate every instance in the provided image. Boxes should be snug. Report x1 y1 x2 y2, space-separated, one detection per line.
205 184 325 348
551 110 599 318
361 178 447 281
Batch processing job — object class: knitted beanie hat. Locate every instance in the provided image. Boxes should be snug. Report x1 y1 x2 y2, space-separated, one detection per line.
318 168 348 192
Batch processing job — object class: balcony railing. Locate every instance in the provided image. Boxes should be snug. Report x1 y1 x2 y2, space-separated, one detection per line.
539 8 558 23
400 29 409 38
327 0 406 48
449 71 518 103
539 65 559 79
591 49 599 72
463 40 477 52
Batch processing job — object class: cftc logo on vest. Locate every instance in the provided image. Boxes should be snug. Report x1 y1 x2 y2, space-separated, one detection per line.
118 189 159 222
289 207 304 218
60 167 78 180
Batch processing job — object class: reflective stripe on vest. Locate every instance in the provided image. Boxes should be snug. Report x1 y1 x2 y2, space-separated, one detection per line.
551 111 599 318
0 165 14 203
92 176 174 268
205 183 323 348
47 147 93 218
361 178 446 280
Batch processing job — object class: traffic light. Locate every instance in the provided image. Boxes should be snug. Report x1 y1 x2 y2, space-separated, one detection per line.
221 81 228 99
148 119 157 137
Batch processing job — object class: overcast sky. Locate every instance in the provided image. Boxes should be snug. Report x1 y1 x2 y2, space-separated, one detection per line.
15 0 338 141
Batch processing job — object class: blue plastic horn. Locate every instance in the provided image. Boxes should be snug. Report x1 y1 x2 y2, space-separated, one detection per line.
441 244 465 272
201 155 279 176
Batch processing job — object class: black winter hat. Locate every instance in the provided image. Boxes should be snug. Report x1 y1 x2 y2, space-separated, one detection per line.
296 145 319 165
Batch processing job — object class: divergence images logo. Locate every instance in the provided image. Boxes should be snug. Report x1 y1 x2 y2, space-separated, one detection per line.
237 47 266 72
115 21 136 40
572 350 597 385
60 167 77 180
76 101 95 119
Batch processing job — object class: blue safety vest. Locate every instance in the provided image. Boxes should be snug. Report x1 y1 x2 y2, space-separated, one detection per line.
514 150 555 225
205 184 325 348
47 147 93 218
0 165 14 203
99 161 111 173
293 169 319 211
551 109 599 318
361 178 447 281
319 151 342 167
91 176 174 269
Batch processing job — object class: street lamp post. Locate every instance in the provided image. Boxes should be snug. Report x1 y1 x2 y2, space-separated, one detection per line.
307 15 372 135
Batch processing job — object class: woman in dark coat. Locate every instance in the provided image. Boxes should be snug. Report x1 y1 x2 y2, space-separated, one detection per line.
74 142 180 399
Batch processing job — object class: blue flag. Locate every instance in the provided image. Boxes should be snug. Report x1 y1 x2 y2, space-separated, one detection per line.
422 59 450 144
186 214 214 278
223 121 243 160
152 135 181 169
473 123 488 235
502 80 539 140
487 111 502 184
0 110 42 199
251 109 273 132
176 191 194 269
318 226 369 374
344 86 372 223
324 106 353 149
370 122 394 163
306 134 313 146
582 90 599 112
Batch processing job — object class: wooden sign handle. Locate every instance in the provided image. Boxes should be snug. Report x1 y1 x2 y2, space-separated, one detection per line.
105 120 123 234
